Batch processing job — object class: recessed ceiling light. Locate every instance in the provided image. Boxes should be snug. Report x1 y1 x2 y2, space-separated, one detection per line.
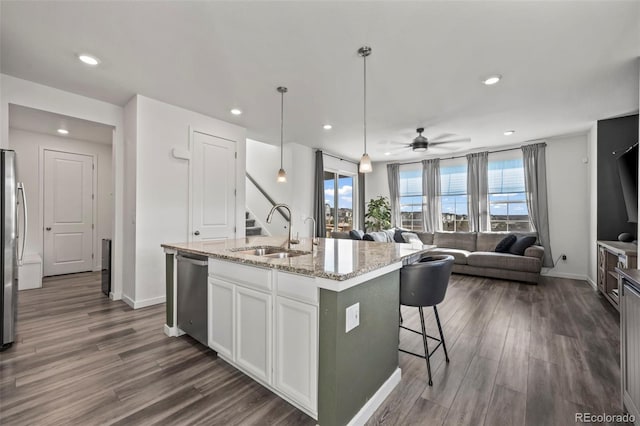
78 54 100 66
503 130 515 136
483 75 502 85
323 124 332 130
230 108 242 115
57 128 69 135
384 152 391 156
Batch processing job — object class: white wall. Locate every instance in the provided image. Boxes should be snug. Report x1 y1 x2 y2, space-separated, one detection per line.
245 139 315 238
124 95 246 307
587 124 598 285
544 133 590 280
123 97 138 301
1 75 125 300
8 129 113 270
366 134 591 279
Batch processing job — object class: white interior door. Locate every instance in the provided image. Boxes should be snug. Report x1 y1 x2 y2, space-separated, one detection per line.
191 131 236 241
43 150 94 276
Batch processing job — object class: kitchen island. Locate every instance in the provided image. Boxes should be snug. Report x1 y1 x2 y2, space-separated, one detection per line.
162 236 428 425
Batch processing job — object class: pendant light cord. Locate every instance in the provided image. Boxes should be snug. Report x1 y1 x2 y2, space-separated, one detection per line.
280 90 284 168
363 52 367 154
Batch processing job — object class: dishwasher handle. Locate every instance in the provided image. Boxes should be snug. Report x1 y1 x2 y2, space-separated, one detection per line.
176 255 208 267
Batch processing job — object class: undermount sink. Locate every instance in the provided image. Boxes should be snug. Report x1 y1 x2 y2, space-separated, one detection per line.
232 246 310 259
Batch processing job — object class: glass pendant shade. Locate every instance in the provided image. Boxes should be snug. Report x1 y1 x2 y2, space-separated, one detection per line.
359 153 372 173
276 168 287 183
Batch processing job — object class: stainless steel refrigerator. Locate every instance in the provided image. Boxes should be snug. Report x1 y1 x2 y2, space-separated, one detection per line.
1 149 27 351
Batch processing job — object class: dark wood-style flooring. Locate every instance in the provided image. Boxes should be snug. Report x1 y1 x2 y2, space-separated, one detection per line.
0 272 621 425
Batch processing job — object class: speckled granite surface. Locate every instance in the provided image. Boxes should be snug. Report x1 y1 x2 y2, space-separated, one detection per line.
162 236 429 281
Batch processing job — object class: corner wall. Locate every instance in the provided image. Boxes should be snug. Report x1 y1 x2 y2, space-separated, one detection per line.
126 95 246 307
587 123 598 285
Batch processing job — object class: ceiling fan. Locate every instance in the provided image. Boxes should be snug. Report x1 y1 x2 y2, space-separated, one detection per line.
383 128 471 154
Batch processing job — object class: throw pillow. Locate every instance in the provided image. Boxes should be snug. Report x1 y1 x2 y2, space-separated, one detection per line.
362 233 375 241
495 234 517 253
393 228 410 243
369 231 388 242
402 232 422 245
508 235 537 256
349 230 364 240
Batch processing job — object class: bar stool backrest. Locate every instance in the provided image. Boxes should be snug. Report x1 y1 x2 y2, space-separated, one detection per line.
400 255 454 307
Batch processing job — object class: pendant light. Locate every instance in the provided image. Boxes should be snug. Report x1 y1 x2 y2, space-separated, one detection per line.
358 46 373 174
276 86 288 183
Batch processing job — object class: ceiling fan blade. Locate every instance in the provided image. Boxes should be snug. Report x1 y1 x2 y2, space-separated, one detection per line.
429 133 456 142
429 138 471 145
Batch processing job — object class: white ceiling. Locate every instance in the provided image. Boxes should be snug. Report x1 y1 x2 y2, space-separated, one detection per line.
9 104 114 145
1 1 639 161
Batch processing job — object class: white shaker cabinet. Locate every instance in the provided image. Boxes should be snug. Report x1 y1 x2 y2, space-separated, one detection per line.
275 295 318 413
208 277 234 359
236 285 272 384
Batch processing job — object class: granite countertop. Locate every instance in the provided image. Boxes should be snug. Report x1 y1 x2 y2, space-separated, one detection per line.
162 236 428 281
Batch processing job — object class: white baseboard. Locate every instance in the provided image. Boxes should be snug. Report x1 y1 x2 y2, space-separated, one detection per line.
347 367 402 426
109 291 122 301
586 276 598 290
541 270 588 281
122 294 165 309
164 325 185 337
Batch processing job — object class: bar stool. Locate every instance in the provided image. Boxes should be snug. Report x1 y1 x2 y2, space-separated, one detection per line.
399 254 454 386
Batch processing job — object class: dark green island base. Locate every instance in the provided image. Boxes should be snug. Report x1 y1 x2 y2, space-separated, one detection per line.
319 271 399 425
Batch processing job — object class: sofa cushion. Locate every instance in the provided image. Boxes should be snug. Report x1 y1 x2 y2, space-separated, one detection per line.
349 229 364 240
393 228 410 243
467 251 541 273
382 229 396 242
476 232 538 252
425 248 471 265
415 232 434 245
434 232 477 252
495 234 517 253
509 235 537 256
364 231 388 242
401 232 422 245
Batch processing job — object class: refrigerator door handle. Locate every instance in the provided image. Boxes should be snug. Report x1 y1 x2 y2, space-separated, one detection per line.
17 183 27 265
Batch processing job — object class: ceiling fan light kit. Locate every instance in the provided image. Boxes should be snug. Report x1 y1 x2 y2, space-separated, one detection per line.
358 45 373 174
276 86 287 183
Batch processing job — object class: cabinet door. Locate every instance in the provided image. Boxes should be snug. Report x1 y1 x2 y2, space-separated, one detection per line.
275 296 318 413
236 285 272 384
208 278 234 359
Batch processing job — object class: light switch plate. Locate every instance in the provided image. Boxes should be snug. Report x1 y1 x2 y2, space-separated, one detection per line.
346 302 360 333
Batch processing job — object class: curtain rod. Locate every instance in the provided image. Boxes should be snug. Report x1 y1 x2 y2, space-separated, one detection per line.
396 144 532 166
318 150 359 165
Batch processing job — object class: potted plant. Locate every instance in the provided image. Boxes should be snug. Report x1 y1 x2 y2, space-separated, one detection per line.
365 196 391 232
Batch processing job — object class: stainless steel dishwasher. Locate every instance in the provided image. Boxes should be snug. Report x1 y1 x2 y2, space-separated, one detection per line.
177 253 209 346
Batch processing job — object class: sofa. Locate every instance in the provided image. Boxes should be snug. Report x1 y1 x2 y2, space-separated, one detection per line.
332 229 544 284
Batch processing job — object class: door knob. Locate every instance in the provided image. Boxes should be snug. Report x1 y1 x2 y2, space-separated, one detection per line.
46 227 52 231
194 230 200 236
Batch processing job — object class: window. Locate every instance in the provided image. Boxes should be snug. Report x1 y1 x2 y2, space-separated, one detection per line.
440 163 468 231
488 158 531 232
324 171 355 236
399 166 423 231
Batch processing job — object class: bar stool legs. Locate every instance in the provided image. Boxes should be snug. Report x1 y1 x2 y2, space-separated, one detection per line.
418 307 433 386
433 306 449 363
399 305 450 387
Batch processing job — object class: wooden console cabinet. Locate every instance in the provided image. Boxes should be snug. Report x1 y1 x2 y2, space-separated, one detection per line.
597 241 637 311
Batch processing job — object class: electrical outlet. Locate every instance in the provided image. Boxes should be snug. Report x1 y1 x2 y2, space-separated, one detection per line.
562 254 567 261
345 303 360 333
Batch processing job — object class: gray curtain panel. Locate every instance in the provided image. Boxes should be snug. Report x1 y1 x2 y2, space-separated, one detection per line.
313 150 326 238
466 152 490 232
522 143 554 267
421 158 442 232
387 163 402 228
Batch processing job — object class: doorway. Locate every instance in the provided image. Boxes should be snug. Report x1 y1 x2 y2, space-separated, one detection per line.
42 149 95 276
